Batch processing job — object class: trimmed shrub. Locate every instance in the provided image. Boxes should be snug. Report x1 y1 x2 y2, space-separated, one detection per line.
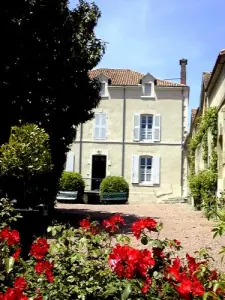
59 172 85 198
100 176 129 197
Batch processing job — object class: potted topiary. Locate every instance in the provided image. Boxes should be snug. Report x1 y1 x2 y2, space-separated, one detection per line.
58 171 85 203
100 176 129 204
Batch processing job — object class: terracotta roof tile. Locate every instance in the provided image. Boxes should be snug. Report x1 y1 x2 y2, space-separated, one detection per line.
191 109 197 121
89 68 186 87
203 72 211 88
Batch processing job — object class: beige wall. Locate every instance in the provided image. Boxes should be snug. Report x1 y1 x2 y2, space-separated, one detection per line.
71 84 188 203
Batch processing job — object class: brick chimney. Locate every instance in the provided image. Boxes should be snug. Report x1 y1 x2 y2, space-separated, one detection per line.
179 58 188 85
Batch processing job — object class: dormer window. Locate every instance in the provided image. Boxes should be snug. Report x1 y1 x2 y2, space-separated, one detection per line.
144 83 152 97
100 82 106 97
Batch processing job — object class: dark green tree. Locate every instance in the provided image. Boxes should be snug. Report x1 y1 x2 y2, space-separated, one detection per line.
1 0 105 206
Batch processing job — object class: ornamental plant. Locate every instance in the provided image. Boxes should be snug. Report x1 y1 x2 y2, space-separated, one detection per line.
59 171 85 201
1 213 225 299
100 176 129 197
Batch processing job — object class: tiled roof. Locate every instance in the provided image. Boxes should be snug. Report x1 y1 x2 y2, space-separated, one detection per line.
202 72 211 88
191 108 197 122
206 49 225 91
89 69 186 87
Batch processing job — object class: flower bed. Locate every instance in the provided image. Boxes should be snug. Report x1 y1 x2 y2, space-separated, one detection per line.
0 213 225 299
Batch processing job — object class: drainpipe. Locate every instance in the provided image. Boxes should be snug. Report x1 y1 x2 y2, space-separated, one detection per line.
181 87 185 197
121 86 126 176
79 124 83 174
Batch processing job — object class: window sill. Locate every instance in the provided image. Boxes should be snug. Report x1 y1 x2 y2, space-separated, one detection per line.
139 182 154 187
100 95 109 99
141 95 155 100
93 138 107 141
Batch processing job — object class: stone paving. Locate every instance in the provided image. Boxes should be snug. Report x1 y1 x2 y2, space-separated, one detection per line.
56 203 225 271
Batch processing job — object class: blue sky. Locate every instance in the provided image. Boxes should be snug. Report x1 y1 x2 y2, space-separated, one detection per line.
70 0 225 124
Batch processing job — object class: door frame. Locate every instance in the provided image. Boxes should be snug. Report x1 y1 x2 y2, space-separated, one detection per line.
91 154 107 190
89 150 109 188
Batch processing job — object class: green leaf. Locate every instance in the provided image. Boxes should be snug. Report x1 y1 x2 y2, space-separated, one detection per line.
5 257 15 274
121 283 132 300
203 291 217 300
141 236 148 245
67 276 75 283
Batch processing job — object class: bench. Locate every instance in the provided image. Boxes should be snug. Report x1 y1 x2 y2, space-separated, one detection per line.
56 191 78 203
100 192 128 204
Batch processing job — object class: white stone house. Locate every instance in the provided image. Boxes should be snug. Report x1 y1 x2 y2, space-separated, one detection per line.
66 61 189 203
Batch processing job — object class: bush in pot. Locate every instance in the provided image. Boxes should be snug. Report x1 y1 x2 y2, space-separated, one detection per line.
59 171 85 201
100 176 129 202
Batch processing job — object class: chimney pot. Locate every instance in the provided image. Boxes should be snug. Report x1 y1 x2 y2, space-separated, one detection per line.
179 58 188 85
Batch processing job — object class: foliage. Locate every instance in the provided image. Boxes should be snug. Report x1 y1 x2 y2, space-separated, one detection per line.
0 124 52 207
1 0 105 207
59 172 85 200
100 176 129 197
0 124 52 179
0 198 21 230
1 210 225 299
188 107 218 212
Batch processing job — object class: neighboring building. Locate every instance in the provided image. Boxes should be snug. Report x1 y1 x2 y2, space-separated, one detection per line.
67 60 189 203
185 49 225 199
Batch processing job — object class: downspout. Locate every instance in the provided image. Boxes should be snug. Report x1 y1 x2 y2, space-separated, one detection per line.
121 86 126 176
79 124 83 174
180 88 185 197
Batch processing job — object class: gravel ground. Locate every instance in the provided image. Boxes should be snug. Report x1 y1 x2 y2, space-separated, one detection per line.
55 203 225 271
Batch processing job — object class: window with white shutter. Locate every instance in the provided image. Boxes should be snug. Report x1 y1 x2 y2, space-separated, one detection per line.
132 155 160 185
140 115 153 141
133 114 140 141
94 113 107 140
65 151 75 172
132 155 139 183
153 114 161 142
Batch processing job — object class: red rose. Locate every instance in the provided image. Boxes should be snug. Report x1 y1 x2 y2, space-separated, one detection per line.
13 248 22 261
34 295 43 300
79 219 91 230
141 276 152 294
8 230 20 246
35 260 54 282
0 227 20 246
132 218 157 239
110 214 125 226
30 238 49 260
35 261 46 274
192 280 205 296
152 247 165 258
167 257 181 281
103 219 118 233
176 274 192 298
14 277 27 291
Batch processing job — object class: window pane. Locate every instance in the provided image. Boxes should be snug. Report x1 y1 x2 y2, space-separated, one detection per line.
95 114 100 125
100 82 105 96
147 116 153 128
147 158 151 166
140 158 145 166
145 84 152 96
140 173 145 182
146 174 151 182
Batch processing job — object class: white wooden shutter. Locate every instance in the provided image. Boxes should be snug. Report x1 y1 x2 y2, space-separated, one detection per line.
132 155 139 183
133 114 140 141
65 151 75 172
94 113 100 139
152 156 160 184
100 113 107 139
153 114 161 142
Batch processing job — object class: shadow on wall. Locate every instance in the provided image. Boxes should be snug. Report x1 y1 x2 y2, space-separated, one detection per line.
53 206 160 235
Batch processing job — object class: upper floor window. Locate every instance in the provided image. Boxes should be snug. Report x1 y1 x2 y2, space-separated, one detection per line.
140 115 153 141
144 83 152 97
94 113 107 140
133 114 161 142
100 82 106 97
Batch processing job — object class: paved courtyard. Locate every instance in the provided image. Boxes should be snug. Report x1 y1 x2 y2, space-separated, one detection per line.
56 203 225 271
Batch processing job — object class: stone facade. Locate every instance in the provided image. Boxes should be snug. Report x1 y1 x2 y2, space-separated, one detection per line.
68 68 189 203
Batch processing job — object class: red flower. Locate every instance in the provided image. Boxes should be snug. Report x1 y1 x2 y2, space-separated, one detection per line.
30 238 49 260
35 260 54 282
14 277 27 291
176 274 192 299
103 219 118 233
132 218 157 239
137 249 155 277
173 239 181 246
167 257 181 281
108 244 139 279
34 295 43 300
1 287 29 300
79 219 91 230
209 269 218 281
141 276 152 294
13 248 22 261
192 280 205 296
0 227 20 246
152 247 165 258
110 214 125 226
